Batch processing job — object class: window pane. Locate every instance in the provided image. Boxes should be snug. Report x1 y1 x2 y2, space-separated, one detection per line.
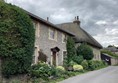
50 29 55 39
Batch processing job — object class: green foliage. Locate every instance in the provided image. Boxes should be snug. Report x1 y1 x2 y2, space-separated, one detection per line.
81 60 88 70
11 80 21 83
0 0 5 2
88 60 107 71
77 44 94 60
30 62 52 80
101 50 118 58
56 66 65 71
73 55 84 64
73 65 83 71
0 2 35 77
66 36 76 63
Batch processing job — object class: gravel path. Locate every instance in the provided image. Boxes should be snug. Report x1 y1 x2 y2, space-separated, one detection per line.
59 66 118 83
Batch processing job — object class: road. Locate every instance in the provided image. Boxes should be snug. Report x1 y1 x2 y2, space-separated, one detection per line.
60 66 118 83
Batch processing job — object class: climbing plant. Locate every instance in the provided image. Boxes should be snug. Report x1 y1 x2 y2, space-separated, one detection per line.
66 36 76 63
0 2 35 77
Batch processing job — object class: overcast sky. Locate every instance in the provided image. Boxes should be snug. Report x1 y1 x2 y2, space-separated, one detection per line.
6 0 118 47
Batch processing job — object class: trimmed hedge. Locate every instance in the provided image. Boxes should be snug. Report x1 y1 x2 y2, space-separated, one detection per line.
0 2 35 77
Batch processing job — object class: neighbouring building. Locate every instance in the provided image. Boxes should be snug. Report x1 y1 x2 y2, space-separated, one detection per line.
57 16 103 60
104 46 118 54
27 11 74 66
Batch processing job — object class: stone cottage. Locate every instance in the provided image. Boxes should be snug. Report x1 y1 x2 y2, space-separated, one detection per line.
57 16 103 60
27 11 74 66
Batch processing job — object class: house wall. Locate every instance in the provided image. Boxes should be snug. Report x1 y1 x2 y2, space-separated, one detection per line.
90 46 101 60
111 58 118 65
33 20 67 66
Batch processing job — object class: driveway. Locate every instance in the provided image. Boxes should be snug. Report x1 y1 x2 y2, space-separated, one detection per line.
60 66 118 83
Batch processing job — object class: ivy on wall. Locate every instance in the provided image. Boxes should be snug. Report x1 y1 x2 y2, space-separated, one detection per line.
0 2 35 77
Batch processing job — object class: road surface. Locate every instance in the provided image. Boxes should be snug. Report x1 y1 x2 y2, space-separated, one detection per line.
60 66 118 83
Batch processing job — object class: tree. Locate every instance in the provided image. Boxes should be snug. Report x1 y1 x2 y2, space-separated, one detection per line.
0 0 5 2
66 36 76 63
77 43 94 60
0 2 35 77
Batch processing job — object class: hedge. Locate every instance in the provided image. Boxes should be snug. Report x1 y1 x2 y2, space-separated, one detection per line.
0 2 35 77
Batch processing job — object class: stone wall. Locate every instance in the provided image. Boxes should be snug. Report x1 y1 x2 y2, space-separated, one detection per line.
111 58 118 65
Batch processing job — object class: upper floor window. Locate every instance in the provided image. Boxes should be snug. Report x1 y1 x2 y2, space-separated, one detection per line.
49 28 57 40
62 33 67 43
33 21 40 37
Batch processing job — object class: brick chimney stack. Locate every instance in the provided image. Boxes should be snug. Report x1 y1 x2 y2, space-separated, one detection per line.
73 16 81 25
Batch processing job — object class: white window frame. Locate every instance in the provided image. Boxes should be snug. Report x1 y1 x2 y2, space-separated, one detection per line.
33 21 40 38
62 50 67 64
62 33 66 43
49 28 57 41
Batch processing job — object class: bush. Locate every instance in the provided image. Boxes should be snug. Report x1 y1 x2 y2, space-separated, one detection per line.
88 60 107 71
81 60 88 70
30 62 52 80
77 44 94 60
73 55 84 64
0 2 35 77
73 65 83 71
56 66 65 71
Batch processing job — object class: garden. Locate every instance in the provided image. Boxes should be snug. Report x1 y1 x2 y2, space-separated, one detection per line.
27 37 108 83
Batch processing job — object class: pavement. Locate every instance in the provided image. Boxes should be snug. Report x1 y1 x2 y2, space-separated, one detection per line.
59 66 118 83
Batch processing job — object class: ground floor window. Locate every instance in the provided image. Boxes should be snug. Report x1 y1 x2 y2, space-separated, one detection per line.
63 51 67 59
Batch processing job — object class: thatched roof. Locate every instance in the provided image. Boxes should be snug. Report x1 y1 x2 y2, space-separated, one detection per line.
57 22 102 49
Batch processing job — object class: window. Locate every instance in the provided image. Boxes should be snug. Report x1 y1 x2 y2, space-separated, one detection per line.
62 33 67 43
33 21 40 37
63 51 67 59
49 28 57 40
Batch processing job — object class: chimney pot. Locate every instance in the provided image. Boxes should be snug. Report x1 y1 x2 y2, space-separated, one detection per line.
47 17 49 21
73 16 80 26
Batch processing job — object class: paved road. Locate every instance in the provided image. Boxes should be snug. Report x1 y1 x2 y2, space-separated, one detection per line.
60 66 118 83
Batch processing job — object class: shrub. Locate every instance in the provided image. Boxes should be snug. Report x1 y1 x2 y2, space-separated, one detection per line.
73 65 83 71
77 44 94 60
88 60 107 71
30 62 52 80
81 60 88 70
0 2 35 77
56 66 65 71
11 80 21 83
73 55 84 64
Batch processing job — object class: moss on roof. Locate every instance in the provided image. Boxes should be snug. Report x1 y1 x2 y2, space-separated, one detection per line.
57 22 102 48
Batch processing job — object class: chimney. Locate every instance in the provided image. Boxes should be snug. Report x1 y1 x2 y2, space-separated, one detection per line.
47 17 49 22
73 16 81 25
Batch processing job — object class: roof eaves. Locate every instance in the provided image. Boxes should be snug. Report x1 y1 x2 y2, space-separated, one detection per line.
25 11 74 36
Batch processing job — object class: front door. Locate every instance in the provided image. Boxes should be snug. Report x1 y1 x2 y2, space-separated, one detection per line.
52 52 56 66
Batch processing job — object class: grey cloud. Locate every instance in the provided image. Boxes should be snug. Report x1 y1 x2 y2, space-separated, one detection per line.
6 0 118 47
